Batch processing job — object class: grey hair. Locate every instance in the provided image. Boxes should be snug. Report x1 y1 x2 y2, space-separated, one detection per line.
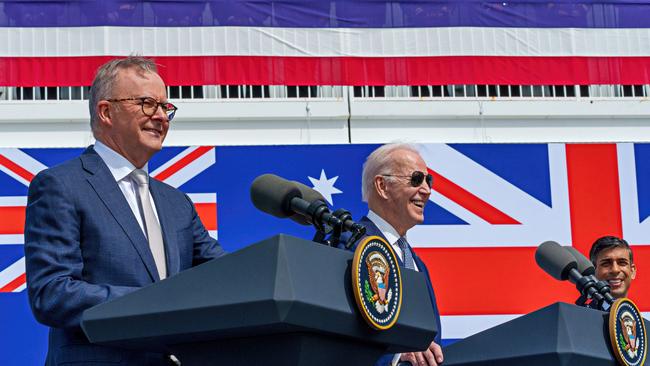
361 143 421 202
89 56 159 133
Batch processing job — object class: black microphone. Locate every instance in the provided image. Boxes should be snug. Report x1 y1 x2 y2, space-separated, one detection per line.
250 174 342 232
564 246 614 307
250 174 301 219
289 180 327 226
290 179 367 241
564 246 595 276
535 241 577 281
535 241 612 306
332 208 366 237
291 181 366 234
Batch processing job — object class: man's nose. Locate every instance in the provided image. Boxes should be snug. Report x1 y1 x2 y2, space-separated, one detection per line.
418 181 432 195
152 104 167 120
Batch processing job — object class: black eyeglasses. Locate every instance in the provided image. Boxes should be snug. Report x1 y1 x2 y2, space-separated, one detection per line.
107 97 177 121
382 171 433 188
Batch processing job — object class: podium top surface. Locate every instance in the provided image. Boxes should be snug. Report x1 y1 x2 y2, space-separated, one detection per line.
444 301 649 366
82 234 437 352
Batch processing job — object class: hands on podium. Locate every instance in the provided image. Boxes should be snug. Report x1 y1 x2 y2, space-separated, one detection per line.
398 341 444 366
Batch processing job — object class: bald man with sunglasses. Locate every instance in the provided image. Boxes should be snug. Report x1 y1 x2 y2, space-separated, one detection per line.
343 143 443 366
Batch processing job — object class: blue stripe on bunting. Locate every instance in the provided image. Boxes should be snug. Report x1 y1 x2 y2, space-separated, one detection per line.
2 0 650 28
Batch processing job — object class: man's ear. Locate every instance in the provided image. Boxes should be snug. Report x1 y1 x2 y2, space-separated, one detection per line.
96 101 112 128
374 175 389 200
631 263 637 279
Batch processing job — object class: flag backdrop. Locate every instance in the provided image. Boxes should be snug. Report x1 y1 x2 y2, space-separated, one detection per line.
2 0 650 86
1 142 649 364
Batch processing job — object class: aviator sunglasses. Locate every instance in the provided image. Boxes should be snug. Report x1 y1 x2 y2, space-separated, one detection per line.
381 171 433 188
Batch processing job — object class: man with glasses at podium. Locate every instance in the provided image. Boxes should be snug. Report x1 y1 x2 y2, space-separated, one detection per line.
345 143 444 366
24 56 225 365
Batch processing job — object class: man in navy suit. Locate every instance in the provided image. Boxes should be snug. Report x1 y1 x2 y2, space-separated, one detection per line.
24 57 225 365
351 143 443 366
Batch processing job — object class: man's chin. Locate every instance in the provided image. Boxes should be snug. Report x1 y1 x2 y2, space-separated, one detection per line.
408 213 425 225
142 138 164 152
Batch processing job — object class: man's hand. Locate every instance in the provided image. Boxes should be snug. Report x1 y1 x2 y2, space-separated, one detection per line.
399 341 443 366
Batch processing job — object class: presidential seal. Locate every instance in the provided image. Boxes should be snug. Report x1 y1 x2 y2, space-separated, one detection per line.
351 236 402 330
609 298 647 366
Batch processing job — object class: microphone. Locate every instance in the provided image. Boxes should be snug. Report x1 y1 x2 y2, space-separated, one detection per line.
535 241 613 307
250 174 301 219
331 208 366 248
289 180 327 226
290 180 366 246
564 246 614 308
564 246 595 276
250 174 343 234
535 241 577 281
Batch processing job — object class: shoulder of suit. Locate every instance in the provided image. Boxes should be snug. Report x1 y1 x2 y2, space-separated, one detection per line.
34 154 85 180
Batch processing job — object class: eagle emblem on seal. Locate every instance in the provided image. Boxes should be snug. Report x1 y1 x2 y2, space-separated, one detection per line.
620 311 639 359
352 235 402 330
365 251 393 313
608 297 647 366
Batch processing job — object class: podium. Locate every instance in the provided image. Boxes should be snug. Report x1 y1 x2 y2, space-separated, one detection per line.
443 302 649 366
81 234 438 366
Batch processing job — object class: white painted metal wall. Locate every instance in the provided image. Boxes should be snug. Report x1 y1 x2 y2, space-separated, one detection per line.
0 93 649 148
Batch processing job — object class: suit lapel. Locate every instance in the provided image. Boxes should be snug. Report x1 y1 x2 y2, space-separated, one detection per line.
359 216 406 267
149 180 180 277
81 147 159 282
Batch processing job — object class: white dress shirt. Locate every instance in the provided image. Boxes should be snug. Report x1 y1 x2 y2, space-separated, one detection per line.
367 210 420 366
367 210 419 271
93 141 160 235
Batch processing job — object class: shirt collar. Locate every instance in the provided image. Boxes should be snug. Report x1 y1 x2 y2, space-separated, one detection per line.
93 140 148 182
367 210 407 245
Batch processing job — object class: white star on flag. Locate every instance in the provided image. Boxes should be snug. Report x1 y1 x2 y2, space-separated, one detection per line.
308 169 342 205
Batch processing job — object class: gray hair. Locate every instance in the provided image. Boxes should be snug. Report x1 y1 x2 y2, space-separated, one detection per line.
361 143 421 202
89 56 159 133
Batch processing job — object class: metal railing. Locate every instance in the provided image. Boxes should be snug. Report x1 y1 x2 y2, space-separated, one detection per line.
0 84 648 101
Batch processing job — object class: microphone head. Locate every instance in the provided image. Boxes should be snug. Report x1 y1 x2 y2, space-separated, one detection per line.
289 181 326 226
564 246 596 276
535 241 578 281
250 174 302 218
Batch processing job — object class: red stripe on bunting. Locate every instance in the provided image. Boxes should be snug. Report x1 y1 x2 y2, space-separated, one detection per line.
2 56 650 86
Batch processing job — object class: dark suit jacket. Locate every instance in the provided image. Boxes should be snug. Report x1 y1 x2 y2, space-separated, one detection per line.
24 146 225 366
342 216 442 366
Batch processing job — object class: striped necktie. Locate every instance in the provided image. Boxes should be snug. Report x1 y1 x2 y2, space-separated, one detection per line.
397 236 416 270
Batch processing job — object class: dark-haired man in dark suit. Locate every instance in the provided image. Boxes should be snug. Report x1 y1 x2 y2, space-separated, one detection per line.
590 235 636 299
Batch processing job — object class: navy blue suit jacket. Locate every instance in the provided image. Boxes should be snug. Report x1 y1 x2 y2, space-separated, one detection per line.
24 146 225 366
342 217 442 366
